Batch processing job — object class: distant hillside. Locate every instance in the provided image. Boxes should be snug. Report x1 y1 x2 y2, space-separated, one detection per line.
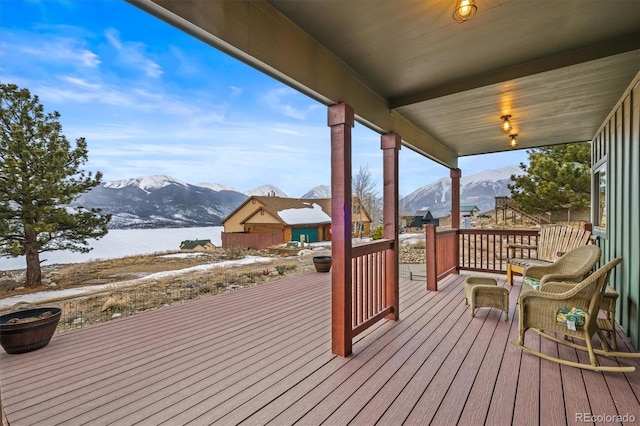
70 167 522 229
71 175 248 229
402 165 522 217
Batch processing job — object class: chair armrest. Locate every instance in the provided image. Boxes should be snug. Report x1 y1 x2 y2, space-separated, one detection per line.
539 282 576 293
518 282 582 306
520 280 582 299
507 243 537 259
539 273 581 285
507 243 537 250
524 263 559 280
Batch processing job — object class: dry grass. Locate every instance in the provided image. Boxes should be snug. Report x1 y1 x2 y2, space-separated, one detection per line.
0 248 322 333
48 258 311 334
1 242 426 334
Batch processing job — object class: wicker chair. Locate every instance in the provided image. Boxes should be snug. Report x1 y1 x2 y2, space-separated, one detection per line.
506 224 592 285
511 257 640 372
521 244 621 349
521 245 601 292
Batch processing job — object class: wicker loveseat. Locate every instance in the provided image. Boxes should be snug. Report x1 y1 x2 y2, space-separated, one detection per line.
506 224 592 285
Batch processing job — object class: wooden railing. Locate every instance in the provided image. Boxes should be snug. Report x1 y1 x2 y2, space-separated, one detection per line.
425 225 540 289
351 239 395 337
458 228 539 273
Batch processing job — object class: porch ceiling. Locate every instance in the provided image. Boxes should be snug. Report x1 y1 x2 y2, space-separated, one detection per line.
128 0 640 169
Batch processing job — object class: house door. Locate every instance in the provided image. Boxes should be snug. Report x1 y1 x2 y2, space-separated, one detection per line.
291 228 319 243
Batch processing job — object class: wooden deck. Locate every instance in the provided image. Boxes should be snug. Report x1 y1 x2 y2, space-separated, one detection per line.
1 272 639 425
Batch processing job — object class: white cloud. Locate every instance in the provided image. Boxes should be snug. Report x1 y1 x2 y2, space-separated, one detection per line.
60 76 101 90
105 29 163 78
229 86 243 98
3 36 100 69
77 49 100 68
261 86 319 120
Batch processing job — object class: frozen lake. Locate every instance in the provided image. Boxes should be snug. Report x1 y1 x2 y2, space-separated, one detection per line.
0 226 223 271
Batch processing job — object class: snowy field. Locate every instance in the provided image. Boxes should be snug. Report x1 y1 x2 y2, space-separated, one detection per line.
0 226 224 271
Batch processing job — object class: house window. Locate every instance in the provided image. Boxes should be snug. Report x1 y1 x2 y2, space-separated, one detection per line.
593 161 607 231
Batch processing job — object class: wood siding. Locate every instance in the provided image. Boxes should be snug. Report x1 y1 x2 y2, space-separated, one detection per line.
221 231 283 249
592 72 640 349
223 198 264 233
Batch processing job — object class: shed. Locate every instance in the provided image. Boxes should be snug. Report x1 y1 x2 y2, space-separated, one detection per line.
180 239 215 251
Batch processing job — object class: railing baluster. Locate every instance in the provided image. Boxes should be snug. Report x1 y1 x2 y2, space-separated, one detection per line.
450 229 540 273
350 240 395 336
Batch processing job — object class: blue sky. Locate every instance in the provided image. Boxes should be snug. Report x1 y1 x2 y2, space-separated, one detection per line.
0 0 528 197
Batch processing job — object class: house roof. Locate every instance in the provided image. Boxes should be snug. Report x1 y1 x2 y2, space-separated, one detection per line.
414 209 433 218
241 196 331 226
314 197 372 223
128 0 640 168
460 205 479 212
227 196 371 226
180 239 212 249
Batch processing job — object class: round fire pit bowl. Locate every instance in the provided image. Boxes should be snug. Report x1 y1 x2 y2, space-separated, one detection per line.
0 307 61 354
313 256 332 273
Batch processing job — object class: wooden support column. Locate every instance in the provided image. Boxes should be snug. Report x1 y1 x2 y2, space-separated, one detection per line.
451 168 461 229
425 224 438 291
381 133 400 320
328 103 354 357
450 168 461 274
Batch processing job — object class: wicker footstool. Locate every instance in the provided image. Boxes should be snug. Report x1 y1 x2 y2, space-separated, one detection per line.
464 276 509 320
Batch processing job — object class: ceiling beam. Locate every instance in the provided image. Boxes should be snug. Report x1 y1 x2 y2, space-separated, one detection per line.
126 0 459 168
389 32 640 109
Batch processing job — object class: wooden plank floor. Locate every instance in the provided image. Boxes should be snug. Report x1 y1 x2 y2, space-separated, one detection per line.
1 272 640 425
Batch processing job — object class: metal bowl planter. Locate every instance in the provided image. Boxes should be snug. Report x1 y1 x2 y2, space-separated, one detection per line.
313 256 332 273
0 307 61 354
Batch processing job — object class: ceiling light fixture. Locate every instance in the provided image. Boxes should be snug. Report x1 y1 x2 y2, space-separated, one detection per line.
501 115 512 133
509 134 518 148
453 0 477 23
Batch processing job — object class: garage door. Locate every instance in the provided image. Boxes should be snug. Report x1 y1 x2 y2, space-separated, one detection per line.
291 227 319 243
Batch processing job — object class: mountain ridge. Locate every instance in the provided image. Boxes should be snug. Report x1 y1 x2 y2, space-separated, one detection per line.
72 166 521 229
402 165 521 217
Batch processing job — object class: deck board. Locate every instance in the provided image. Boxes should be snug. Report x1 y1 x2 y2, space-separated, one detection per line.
1 271 639 425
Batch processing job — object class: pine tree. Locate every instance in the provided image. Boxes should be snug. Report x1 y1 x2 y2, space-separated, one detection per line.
0 83 111 287
508 142 591 218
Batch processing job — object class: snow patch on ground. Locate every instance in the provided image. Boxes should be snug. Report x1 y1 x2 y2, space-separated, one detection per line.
0 256 273 310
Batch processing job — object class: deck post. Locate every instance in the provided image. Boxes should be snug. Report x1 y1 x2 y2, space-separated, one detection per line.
328 103 354 357
451 168 461 229
381 133 401 320
1 382 6 426
425 224 438 290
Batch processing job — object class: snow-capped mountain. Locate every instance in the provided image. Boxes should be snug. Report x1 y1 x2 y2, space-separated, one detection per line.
69 167 521 229
402 165 522 217
104 175 189 192
197 182 240 192
245 184 288 197
300 185 331 199
71 175 248 229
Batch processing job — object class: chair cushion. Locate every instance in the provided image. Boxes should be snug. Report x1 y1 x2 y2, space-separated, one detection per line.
523 276 540 291
556 306 586 327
